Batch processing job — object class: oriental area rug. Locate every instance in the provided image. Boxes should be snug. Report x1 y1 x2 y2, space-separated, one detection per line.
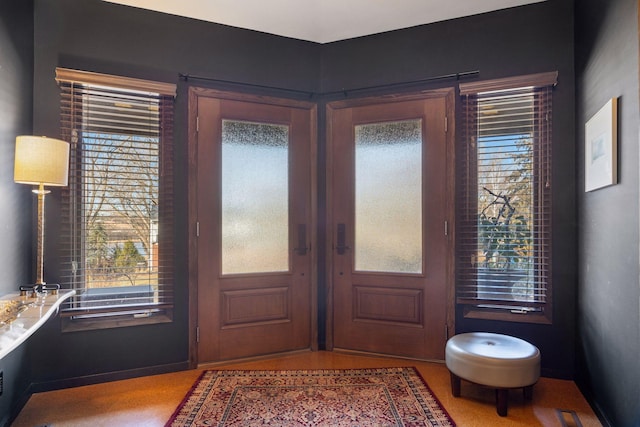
165 367 455 427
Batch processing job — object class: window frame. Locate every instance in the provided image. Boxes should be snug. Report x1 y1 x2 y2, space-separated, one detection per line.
55 68 176 331
457 72 557 324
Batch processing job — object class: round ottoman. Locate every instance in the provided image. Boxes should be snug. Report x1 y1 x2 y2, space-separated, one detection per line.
445 332 540 416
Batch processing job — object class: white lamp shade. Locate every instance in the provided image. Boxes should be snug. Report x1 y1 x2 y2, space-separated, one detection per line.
14 136 70 186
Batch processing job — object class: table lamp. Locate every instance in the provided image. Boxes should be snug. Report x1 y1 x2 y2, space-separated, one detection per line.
14 136 70 296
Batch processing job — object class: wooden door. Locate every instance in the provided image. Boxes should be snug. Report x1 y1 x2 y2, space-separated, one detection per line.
190 88 316 364
327 90 454 360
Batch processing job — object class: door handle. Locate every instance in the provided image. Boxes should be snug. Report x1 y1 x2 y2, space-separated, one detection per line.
294 223 309 255
336 223 350 255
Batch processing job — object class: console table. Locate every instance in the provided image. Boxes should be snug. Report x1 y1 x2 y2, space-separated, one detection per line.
0 290 75 360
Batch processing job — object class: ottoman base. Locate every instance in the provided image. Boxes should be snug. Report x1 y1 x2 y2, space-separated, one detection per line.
449 372 534 416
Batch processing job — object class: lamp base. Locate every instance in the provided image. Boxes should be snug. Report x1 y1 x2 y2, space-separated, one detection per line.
19 283 60 298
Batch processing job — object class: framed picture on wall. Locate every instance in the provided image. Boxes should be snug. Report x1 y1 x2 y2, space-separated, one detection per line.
585 97 618 192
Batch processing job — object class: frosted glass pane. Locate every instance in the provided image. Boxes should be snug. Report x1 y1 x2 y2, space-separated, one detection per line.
355 120 422 273
221 120 289 274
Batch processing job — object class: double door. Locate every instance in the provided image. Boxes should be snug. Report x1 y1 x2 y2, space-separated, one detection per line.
190 88 453 364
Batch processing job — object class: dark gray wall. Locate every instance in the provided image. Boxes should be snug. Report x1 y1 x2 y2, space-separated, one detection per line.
575 0 640 425
321 1 573 92
0 1 35 424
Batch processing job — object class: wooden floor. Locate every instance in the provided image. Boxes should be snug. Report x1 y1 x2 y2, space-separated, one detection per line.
12 350 601 427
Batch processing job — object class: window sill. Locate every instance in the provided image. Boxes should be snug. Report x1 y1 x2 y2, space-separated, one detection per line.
61 310 173 332
462 305 552 325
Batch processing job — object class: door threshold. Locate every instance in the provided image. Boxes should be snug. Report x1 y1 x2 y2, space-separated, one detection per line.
332 347 445 364
197 348 314 369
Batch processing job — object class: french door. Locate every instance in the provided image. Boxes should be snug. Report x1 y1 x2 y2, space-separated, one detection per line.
327 90 455 360
189 88 316 364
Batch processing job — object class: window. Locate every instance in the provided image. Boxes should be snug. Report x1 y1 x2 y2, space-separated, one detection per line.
457 72 556 323
56 68 176 330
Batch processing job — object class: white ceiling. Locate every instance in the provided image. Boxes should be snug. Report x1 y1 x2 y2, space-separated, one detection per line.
103 0 545 44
